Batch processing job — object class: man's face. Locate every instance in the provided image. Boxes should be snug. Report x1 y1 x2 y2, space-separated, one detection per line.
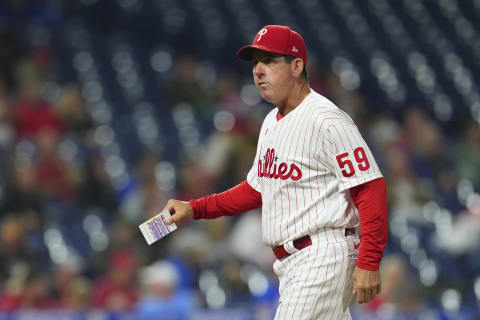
251 50 293 105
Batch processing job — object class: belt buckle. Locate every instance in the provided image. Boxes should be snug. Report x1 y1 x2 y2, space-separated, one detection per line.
283 240 300 255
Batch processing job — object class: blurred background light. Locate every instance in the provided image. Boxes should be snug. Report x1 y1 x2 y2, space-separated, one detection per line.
213 111 235 132
441 288 461 313
240 84 262 106
151 50 173 73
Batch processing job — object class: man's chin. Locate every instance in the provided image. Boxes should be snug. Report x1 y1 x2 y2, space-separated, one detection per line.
259 92 273 103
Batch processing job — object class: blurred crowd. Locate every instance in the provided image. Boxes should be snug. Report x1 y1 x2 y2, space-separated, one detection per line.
0 0 479 319
0 18 278 318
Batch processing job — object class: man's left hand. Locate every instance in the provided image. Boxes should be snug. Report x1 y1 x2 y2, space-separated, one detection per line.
352 267 381 304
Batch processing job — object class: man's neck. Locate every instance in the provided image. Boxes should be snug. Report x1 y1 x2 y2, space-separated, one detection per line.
277 83 311 116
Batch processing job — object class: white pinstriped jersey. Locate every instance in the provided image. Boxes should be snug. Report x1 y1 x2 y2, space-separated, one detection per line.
247 90 383 247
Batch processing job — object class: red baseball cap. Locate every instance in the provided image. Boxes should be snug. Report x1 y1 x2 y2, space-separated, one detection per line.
236 25 307 65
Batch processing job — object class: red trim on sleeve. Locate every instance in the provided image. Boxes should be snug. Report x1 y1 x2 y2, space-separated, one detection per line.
189 181 262 220
349 177 388 271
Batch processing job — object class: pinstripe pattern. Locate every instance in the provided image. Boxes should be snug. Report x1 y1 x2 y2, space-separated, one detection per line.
247 90 382 247
272 228 359 319
246 89 381 318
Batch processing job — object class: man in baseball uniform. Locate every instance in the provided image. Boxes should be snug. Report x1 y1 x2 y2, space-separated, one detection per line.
165 25 388 319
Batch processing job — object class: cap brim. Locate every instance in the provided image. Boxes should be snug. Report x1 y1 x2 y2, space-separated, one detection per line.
236 45 256 61
236 45 288 61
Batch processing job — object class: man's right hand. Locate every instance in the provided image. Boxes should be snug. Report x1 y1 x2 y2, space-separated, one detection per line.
164 200 194 225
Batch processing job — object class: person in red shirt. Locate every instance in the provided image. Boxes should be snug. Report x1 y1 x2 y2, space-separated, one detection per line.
13 77 64 139
91 250 138 311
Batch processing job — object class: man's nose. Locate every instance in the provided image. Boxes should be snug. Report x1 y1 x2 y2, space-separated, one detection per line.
253 62 265 77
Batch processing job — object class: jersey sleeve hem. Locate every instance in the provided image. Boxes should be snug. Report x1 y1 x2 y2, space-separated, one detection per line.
356 262 380 271
247 175 261 193
338 172 383 192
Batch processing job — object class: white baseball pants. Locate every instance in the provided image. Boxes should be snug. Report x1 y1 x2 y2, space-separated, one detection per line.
272 228 359 320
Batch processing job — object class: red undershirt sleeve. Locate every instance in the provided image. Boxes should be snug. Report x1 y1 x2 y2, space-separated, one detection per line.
189 181 262 220
349 177 388 271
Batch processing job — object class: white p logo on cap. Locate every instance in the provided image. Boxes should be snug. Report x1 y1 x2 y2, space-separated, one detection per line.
257 28 268 42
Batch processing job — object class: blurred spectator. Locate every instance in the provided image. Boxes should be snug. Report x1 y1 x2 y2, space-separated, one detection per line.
412 120 450 177
1 269 59 310
216 72 246 116
229 211 275 271
79 154 118 214
107 220 152 268
53 263 91 309
34 129 80 203
305 57 328 95
321 70 367 120
13 63 64 139
454 120 480 189
219 258 251 305
168 229 212 290
0 27 23 90
368 113 401 154
166 55 214 111
0 78 13 149
198 122 258 190
91 249 139 311
176 156 216 201
436 208 480 256
119 153 170 223
397 108 461 211
109 220 140 251
0 217 45 284
0 159 44 218
136 260 198 319
410 120 460 211
0 217 51 310
384 147 432 224
55 83 92 138
20 270 58 308
398 107 429 154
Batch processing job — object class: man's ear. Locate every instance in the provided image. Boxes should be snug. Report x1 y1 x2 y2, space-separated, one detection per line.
291 58 304 78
